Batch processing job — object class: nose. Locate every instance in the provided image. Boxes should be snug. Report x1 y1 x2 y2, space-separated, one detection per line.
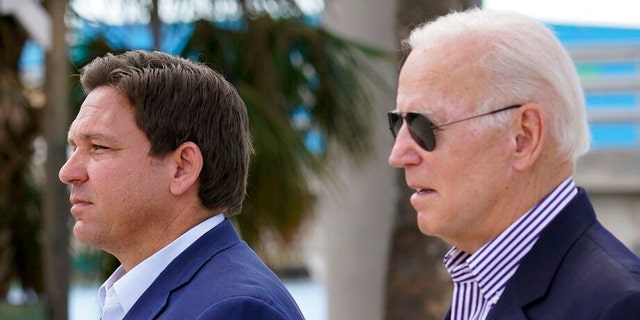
58 150 87 185
388 124 421 168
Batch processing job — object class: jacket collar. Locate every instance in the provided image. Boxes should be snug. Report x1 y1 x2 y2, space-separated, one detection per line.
123 218 240 320
442 188 597 320
486 188 596 319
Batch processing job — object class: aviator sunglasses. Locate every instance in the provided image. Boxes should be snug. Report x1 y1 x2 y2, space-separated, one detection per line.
387 104 522 151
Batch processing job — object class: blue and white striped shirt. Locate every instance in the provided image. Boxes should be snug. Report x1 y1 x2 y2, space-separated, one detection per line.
444 177 578 320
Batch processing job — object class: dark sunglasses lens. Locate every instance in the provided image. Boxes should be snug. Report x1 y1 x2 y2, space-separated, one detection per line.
387 112 436 151
388 113 402 137
407 114 434 151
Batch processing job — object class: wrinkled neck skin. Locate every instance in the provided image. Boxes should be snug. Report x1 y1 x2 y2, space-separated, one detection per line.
452 154 574 254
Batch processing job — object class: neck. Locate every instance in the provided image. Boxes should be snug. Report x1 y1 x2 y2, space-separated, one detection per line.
112 206 217 271
454 160 574 254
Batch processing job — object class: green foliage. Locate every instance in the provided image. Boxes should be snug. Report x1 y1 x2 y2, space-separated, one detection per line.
181 16 389 247
68 7 390 262
1 0 391 289
0 15 43 297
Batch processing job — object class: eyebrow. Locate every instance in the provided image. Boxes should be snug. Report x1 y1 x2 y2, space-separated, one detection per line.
67 133 118 146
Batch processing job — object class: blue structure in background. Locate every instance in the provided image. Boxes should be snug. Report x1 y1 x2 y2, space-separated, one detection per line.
551 24 640 150
71 22 195 55
19 24 191 72
19 22 640 151
20 17 328 155
553 24 640 45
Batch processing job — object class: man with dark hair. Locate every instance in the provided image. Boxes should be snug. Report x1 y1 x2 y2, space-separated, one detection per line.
60 50 304 320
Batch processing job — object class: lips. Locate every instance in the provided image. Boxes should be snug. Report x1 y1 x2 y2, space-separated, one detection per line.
408 184 434 195
415 188 434 195
70 196 90 205
69 195 93 214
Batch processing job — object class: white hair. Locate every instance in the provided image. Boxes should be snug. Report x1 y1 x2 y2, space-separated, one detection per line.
405 8 590 162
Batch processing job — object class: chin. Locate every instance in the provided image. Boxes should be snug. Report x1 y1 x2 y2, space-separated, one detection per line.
416 216 437 237
73 222 98 246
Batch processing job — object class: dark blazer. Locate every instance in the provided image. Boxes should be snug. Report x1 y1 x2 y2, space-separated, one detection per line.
445 188 640 320
123 219 305 320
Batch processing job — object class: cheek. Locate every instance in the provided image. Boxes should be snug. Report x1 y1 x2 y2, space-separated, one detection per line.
114 160 172 211
437 147 481 190
437 131 506 203
447 131 513 203
447 127 508 171
88 160 152 210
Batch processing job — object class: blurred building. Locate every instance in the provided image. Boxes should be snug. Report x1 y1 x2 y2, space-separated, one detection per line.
313 4 640 319
558 23 640 253
16 4 640 320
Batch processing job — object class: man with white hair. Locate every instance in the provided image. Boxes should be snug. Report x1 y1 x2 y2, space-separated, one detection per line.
388 9 640 319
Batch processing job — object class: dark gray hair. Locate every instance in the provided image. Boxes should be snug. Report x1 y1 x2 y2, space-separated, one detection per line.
80 50 253 216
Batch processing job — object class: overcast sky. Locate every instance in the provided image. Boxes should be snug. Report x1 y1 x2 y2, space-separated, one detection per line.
70 0 640 28
485 0 640 28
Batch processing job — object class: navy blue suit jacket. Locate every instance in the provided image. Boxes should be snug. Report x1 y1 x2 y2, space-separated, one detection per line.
122 219 305 320
445 188 640 319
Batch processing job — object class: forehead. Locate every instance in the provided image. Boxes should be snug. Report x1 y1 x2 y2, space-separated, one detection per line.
396 40 488 115
68 86 140 142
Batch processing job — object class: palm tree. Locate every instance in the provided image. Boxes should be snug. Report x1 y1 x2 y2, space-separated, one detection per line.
67 0 387 264
184 16 386 249
0 14 43 300
2 1 385 319
0 2 71 319
385 1 480 319
42 0 72 319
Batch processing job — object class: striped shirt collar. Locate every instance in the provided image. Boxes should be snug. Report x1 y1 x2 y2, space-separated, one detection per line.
444 177 578 319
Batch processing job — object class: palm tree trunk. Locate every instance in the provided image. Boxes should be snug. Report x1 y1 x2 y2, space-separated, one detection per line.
42 0 70 319
150 0 161 50
0 15 36 298
386 1 480 319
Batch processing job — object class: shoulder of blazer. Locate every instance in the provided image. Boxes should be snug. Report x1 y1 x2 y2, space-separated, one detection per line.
123 218 241 320
491 188 640 319
488 188 596 316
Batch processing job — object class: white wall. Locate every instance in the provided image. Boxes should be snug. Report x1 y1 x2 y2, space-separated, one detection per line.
305 1 398 319
574 150 640 254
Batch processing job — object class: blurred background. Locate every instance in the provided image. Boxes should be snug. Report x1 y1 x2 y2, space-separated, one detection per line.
1 0 639 319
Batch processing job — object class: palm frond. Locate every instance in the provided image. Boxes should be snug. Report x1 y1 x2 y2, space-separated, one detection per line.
182 16 390 248
67 1 391 252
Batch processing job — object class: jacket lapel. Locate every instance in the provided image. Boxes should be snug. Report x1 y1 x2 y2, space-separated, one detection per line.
123 218 240 320
487 188 596 319
442 308 451 320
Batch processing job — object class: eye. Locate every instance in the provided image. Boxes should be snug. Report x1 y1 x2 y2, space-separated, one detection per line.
92 144 109 151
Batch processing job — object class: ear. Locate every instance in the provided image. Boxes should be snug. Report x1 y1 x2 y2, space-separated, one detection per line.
513 104 545 171
169 141 203 196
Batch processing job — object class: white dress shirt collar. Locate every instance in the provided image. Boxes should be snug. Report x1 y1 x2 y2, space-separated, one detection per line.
98 213 225 320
